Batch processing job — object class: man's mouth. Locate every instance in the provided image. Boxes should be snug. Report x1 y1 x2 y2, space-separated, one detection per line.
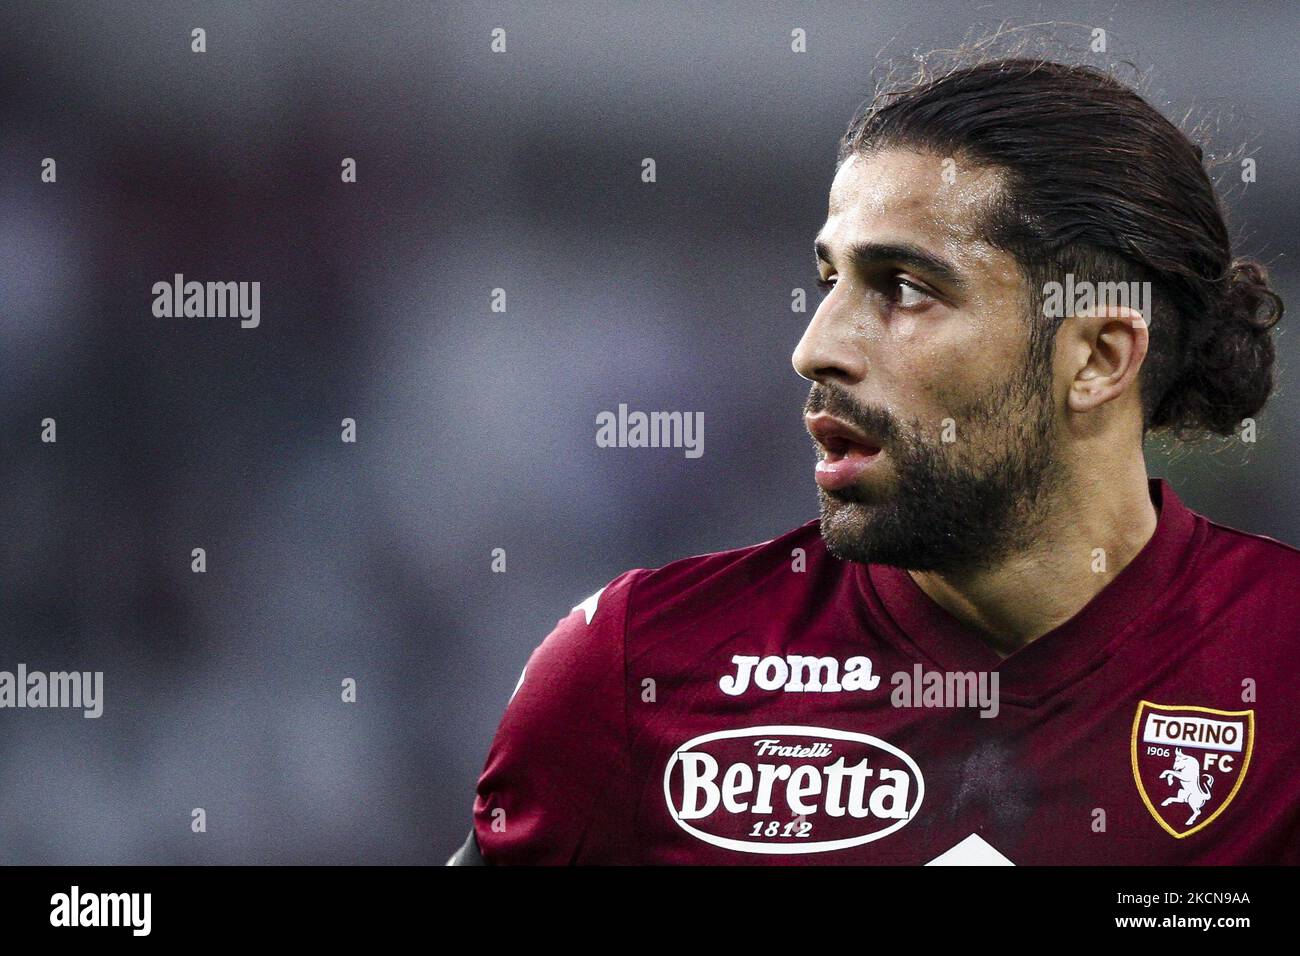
805 413 884 492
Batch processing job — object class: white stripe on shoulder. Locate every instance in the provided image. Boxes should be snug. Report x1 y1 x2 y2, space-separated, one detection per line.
571 586 608 626
509 665 527 702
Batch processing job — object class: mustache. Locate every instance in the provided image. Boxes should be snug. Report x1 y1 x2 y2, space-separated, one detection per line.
804 384 900 445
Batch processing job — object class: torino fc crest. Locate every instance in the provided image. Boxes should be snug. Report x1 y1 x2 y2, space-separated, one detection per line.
1130 701 1254 838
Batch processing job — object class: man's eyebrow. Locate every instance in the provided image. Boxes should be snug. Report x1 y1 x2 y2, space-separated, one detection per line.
814 238 965 292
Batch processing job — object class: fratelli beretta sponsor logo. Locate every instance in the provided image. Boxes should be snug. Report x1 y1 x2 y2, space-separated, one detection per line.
663 724 924 854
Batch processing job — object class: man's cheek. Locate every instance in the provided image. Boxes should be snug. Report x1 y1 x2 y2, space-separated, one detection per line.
894 345 983 407
932 353 1016 419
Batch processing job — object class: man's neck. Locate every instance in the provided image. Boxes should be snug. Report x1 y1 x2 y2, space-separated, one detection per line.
906 464 1158 658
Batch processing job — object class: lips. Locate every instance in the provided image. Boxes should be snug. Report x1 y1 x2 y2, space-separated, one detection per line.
805 413 884 492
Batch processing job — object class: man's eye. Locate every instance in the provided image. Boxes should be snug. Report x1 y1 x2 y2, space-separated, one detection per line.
893 278 933 309
817 274 935 310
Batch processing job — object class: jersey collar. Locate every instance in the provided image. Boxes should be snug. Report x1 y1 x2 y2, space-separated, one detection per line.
860 477 1203 706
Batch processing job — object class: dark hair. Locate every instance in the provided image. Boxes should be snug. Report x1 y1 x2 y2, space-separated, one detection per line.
839 57 1283 438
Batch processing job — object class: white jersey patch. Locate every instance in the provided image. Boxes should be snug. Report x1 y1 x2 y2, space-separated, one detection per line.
925 833 1015 866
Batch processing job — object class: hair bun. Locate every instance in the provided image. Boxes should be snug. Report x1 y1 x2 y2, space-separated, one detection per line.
1155 258 1283 437
1225 259 1283 334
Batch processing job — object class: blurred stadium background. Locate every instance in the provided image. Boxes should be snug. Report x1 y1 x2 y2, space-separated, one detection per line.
0 0 1295 862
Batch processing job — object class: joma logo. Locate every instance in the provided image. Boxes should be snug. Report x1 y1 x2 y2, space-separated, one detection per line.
719 654 880 696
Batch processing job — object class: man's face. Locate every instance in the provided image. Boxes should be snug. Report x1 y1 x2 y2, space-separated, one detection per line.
793 148 1062 572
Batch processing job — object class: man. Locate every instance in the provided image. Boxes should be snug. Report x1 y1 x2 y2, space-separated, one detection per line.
450 57 1294 865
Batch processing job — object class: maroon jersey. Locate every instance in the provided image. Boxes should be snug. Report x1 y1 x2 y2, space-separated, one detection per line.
471 479 1300 864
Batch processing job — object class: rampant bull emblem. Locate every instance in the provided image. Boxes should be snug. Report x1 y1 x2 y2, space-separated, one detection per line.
1131 701 1254 838
1158 748 1214 827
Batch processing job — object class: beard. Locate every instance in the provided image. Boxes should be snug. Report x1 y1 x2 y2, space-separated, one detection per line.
807 358 1062 574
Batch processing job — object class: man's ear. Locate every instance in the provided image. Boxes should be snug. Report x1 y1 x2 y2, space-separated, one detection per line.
1057 305 1150 415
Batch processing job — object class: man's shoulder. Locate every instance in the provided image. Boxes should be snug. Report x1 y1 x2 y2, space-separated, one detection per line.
633 517 822 583
619 519 839 638
1202 514 1300 556
1194 509 1300 589
533 519 832 658
1172 506 1300 676
471 519 840 864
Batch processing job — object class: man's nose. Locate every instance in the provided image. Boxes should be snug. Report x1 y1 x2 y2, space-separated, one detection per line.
792 301 869 386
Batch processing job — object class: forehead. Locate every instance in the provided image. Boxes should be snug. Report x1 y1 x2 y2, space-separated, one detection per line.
820 149 1012 271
